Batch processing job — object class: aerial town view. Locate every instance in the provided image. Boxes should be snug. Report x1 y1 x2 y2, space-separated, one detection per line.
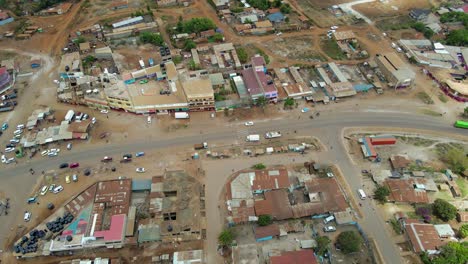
0 0 467 263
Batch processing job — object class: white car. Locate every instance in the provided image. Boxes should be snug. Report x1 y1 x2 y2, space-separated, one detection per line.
100 109 109 114
91 117 97 124
6 157 15 164
136 167 145 173
67 143 72 150
330 26 339 30
41 150 49 156
40 185 48 195
48 152 58 157
244 121 254 126
50 148 60 153
53 185 63 194
5 147 15 153
10 139 20 144
24 211 31 222
1 155 6 163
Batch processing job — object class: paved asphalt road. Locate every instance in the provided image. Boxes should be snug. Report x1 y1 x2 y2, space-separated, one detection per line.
1 111 466 262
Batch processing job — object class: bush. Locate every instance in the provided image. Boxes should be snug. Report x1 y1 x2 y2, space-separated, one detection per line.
258 215 272 226
178 17 217 34
139 32 164 46
315 236 331 256
433 199 457 222
283 98 294 109
236 47 248 63
337 231 363 254
252 163 266 170
183 39 196 51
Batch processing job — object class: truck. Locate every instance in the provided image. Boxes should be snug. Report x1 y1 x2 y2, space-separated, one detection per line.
246 134 260 142
0 102 14 112
265 131 282 139
194 142 208 150
64 110 75 123
175 112 189 119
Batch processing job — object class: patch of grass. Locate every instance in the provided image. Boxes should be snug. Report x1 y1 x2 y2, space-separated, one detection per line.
375 16 415 31
456 178 468 197
406 211 418 219
434 142 467 156
421 109 441 117
320 39 346 60
438 93 448 103
396 136 436 147
416 92 434 104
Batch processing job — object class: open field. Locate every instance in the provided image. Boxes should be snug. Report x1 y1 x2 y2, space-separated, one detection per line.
354 0 432 21
261 36 325 62
297 0 345 27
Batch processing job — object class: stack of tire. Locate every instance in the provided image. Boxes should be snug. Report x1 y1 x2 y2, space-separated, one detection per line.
13 229 46 255
45 212 74 234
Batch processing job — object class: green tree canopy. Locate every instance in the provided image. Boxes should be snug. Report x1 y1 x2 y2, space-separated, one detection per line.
315 236 331 256
284 98 294 109
459 224 468 238
183 39 196 51
178 18 217 34
218 228 234 246
442 148 468 174
337 231 363 254
256 96 268 108
246 0 270 10
258 215 272 226
139 32 164 46
252 163 266 170
374 185 390 203
211 33 224 42
445 29 468 46
432 199 457 221
426 242 468 264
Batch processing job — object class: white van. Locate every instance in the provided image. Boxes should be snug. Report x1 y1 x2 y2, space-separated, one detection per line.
358 189 367 200
147 116 151 124
16 124 25 130
323 215 335 224
13 129 22 135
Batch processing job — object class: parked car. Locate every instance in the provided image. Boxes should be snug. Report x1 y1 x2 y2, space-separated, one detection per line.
27 197 37 204
136 167 145 173
69 162 79 168
323 226 336 232
91 117 97 124
1 155 6 163
67 143 72 150
123 154 132 159
53 185 63 194
101 156 113 162
5 147 15 153
48 152 58 157
1 122 8 131
135 152 145 157
120 158 132 163
10 139 19 144
72 174 78 182
48 184 56 193
41 150 49 156
47 203 55 210
24 211 31 222
59 163 69 169
65 175 71 184
6 144 15 148
244 121 254 126
100 109 109 114
40 186 48 196
84 168 91 176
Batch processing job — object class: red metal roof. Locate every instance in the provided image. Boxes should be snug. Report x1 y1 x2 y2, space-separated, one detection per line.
254 189 293 220
252 56 265 67
386 179 429 204
405 222 445 253
0 67 7 75
93 214 126 241
251 169 290 191
270 250 318 264
242 68 262 95
254 224 280 239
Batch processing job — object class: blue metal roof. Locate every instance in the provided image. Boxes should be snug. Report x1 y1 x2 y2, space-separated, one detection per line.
267 12 285 23
131 179 152 191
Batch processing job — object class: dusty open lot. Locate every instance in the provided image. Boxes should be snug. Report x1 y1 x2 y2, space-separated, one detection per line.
262 36 325 62
354 0 432 21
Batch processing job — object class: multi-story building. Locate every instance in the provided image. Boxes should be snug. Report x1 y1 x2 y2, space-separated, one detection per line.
181 77 214 111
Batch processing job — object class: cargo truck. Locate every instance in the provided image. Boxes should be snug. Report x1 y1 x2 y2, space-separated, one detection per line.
194 142 208 150
246 134 260 142
265 131 282 139
1 93 17 100
0 102 14 112
175 112 189 119
64 110 75 123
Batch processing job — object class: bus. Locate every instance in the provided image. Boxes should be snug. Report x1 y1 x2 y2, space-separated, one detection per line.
454 120 468 129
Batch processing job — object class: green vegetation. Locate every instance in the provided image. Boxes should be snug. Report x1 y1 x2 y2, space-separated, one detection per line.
283 98 294 109
463 107 468 118
218 228 234 246
236 47 249 63
420 242 468 264
416 91 434 104
246 0 291 13
336 231 363 254
438 93 448 103
432 199 457 222
321 39 346 60
210 33 224 42
374 185 390 203
82 55 96 69
73 36 86 45
315 236 331 256
183 39 196 51
412 22 434 39
255 96 268 108
389 218 402 234
139 32 164 46
230 6 244 13
442 148 468 175
36 0 67 11
255 48 270 64
214 93 226 101
131 9 153 18
173 55 183 65
439 12 468 46
460 224 468 238
455 178 468 197
258 215 272 226
176 17 217 34
252 163 266 170
188 59 200 71
440 12 468 26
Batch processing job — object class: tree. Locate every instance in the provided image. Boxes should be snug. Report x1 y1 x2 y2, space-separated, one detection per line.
315 236 331 256
445 29 468 46
255 96 267 108
236 47 248 63
183 39 196 51
433 199 457 221
139 32 164 46
460 224 468 238
252 163 266 170
336 231 363 254
218 228 234 246
374 185 390 203
428 242 468 264
73 36 86 44
179 17 217 34
258 215 272 226
188 59 200 70
283 98 294 109
173 55 183 65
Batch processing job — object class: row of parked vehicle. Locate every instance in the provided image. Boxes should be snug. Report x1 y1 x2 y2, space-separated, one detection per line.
4 123 24 154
